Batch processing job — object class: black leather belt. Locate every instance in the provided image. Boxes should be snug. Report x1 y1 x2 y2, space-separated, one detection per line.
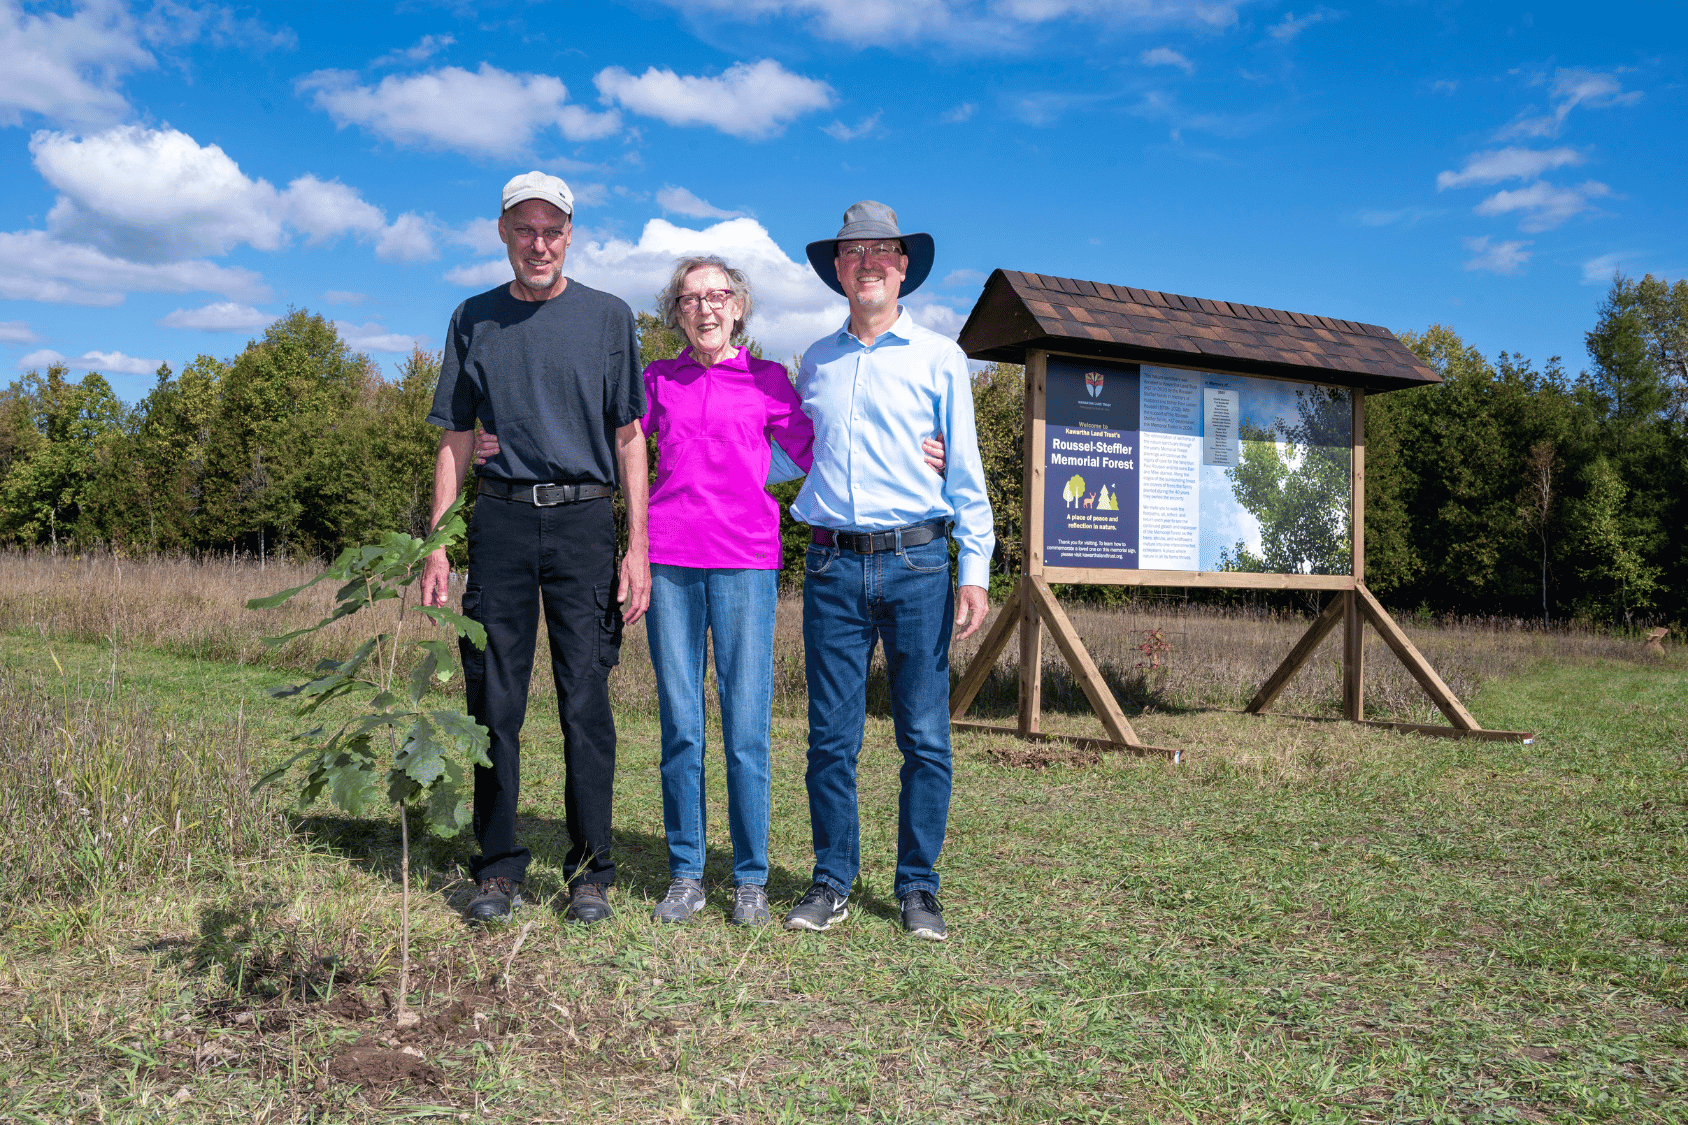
812 518 948 555
478 477 614 506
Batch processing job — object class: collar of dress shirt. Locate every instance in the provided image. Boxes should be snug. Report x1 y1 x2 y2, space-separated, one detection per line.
836 306 912 348
677 344 750 371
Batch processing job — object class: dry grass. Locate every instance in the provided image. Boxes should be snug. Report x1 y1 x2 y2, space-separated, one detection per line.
0 654 290 918
0 550 1656 732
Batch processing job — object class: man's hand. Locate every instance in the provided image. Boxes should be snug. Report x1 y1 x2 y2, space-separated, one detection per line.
473 428 500 465
422 429 473 608
614 419 652 626
421 547 452 607
954 584 988 642
618 542 651 626
923 432 945 475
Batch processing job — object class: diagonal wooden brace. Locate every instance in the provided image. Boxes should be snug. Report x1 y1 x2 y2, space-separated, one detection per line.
1354 583 1479 730
1026 576 1144 748
1245 594 1347 714
949 580 1022 721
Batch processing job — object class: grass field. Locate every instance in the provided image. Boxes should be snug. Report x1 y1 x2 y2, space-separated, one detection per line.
1 553 1684 1123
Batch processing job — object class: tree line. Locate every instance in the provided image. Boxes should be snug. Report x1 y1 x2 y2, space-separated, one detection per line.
2 275 1684 625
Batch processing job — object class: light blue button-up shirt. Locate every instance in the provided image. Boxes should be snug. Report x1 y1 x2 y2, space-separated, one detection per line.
790 307 996 589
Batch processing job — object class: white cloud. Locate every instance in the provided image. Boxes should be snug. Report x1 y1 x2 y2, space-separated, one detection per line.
1267 9 1330 41
594 59 833 140
1474 180 1609 232
443 259 513 289
1355 207 1444 228
1436 146 1582 190
17 348 63 370
1580 252 1640 286
1140 47 1193 73
1463 236 1532 275
0 320 41 344
0 1 292 130
939 102 976 124
821 111 882 141
655 186 744 219
321 290 366 305
0 228 270 306
375 212 437 262
651 0 1239 48
448 218 504 255
371 34 453 68
1499 67 1643 139
299 64 620 158
30 126 435 264
0 0 152 128
158 301 275 332
335 320 423 354
944 268 986 287
18 347 161 374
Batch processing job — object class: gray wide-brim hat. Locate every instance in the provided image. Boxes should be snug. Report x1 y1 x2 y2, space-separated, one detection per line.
805 200 935 297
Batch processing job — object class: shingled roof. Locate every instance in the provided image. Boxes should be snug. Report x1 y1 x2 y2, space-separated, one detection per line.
957 270 1440 392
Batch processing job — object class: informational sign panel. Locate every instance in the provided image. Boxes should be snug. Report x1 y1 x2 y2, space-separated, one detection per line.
1041 357 1352 574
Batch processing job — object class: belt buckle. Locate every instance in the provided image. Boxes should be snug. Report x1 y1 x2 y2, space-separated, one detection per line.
531 482 563 507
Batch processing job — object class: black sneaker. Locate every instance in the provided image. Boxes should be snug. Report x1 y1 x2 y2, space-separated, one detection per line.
783 883 848 931
565 882 614 925
465 877 520 924
899 890 946 941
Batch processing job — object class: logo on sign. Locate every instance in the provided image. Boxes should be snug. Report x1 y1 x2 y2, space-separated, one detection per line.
1085 371 1103 398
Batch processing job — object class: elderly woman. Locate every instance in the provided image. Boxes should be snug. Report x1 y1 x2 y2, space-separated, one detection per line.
476 254 941 925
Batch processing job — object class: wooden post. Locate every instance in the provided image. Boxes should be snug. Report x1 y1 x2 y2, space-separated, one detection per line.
1018 351 1049 737
1344 391 1366 720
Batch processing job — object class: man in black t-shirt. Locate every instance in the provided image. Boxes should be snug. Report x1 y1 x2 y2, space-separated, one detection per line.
422 170 650 926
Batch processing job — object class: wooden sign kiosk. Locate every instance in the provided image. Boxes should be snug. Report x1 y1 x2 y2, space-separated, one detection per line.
950 270 1531 757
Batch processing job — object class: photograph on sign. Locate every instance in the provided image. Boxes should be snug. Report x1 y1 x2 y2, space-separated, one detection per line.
1042 357 1351 575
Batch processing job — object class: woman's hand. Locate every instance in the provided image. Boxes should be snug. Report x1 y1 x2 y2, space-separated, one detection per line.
473 428 500 465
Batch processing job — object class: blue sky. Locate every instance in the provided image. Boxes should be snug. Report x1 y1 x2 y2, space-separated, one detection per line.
2 0 1682 403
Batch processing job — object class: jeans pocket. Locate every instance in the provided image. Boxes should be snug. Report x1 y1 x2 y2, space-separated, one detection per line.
804 544 839 575
593 582 623 672
899 538 951 574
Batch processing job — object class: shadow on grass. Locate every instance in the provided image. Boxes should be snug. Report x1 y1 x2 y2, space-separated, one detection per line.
283 815 816 921
941 660 1195 720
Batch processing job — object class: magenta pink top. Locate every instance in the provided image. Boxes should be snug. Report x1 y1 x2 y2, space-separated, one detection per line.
642 346 815 570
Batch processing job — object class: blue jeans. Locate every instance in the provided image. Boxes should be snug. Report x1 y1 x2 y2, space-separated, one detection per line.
646 565 777 886
802 535 955 900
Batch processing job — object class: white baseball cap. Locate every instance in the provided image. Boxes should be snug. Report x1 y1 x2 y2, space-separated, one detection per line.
500 171 574 216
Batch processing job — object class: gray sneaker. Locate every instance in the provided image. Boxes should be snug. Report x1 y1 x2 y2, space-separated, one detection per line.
730 884 771 926
651 878 706 924
899 889 947 941
783 883 848 931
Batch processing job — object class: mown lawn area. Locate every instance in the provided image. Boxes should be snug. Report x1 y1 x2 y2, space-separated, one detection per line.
1 625 1684 1123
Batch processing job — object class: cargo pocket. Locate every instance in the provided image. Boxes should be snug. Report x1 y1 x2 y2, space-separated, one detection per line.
593 582 623 672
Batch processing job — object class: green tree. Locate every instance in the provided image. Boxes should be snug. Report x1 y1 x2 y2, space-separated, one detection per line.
199 309 370 559
1573 455 1661 627
0 364 127 548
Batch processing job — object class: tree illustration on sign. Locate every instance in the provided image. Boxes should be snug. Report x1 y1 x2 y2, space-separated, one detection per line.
1062 474 1085 507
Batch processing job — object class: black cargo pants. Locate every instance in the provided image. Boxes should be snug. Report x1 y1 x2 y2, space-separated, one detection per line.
460 492 623 887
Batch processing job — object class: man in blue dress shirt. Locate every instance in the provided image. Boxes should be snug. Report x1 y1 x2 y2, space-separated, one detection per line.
782 201 995 942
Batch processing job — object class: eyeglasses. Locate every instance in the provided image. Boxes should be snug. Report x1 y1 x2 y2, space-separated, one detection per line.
509 225 570 245
837 242 905 264
676 289 735 313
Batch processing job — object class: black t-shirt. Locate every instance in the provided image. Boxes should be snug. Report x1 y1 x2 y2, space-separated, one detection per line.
427 280 644 485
